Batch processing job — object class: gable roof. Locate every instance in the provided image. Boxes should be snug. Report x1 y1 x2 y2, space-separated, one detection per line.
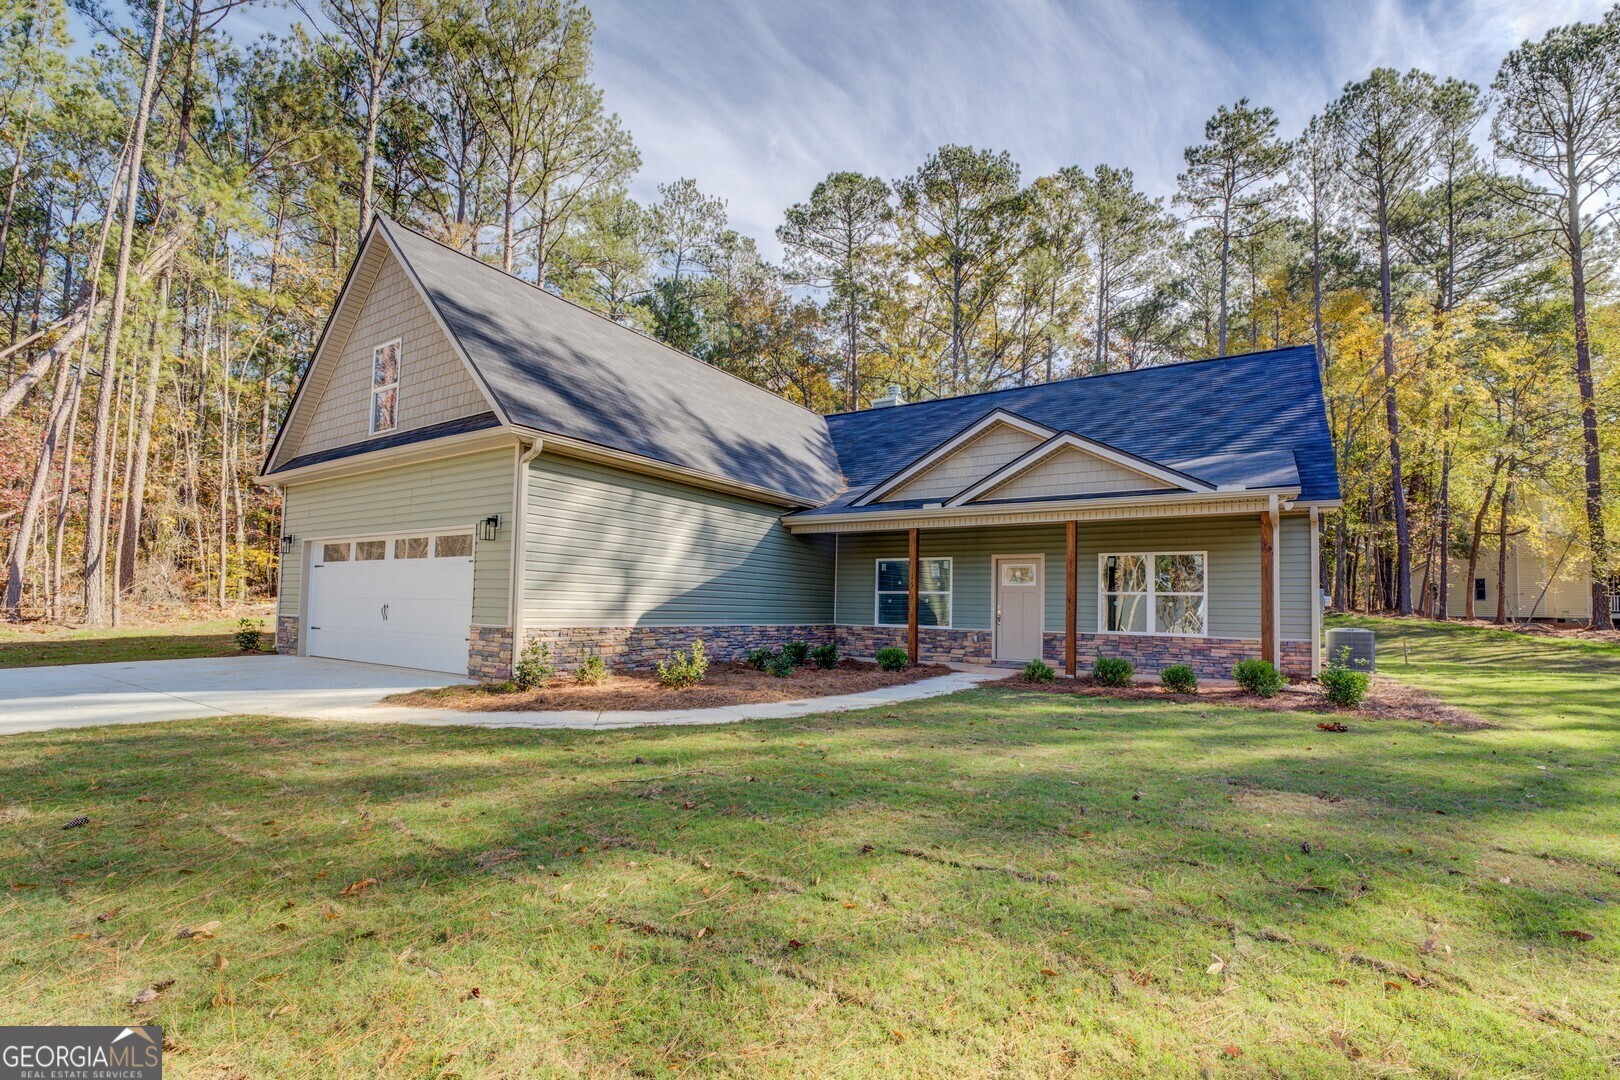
947 430 1216 506
796 345 1337 518
375 218 844 505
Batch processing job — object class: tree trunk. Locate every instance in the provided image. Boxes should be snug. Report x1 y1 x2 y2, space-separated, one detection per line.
1464 457 1503 621
1376 201 1413 615
118 276 169 599
1564 159 1612 629
82 0 167 626
1216 204 1229 355
1494 475 1512 624
3 343 74 614
49 363 82 620
1436 401 1452 620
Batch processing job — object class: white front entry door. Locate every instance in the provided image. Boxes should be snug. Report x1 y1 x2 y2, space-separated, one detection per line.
994 556 1044 662
305 533 475 675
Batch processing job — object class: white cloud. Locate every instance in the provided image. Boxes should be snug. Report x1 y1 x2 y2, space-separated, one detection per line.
589 0 1613 258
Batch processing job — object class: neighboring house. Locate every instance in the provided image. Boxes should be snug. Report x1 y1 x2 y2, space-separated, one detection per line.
1444 498 1601 622
257 217 1341 680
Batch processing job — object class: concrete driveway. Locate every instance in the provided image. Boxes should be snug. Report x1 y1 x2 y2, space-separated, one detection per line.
0 655 464 735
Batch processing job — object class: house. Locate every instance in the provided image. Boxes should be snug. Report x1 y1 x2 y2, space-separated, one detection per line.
257 217 1341 681
1444 497 1606 623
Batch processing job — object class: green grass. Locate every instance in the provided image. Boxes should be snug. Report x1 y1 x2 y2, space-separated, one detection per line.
0 616 272 668
0 619 1615 1075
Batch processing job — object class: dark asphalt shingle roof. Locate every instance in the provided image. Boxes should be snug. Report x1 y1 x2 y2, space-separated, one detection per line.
382 219 845 505
798 346 1338 516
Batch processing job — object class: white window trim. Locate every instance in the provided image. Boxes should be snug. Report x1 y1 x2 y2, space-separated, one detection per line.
1097 550 1208 637
875 556 953 628
310 527 475 567
369 338 402 436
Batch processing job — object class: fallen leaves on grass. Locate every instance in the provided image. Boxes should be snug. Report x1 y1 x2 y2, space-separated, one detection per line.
1317 722 1349 733
338 877 378 897
1206 955 1225 976
1559 930 1595 942
177 921 220 941
61 816 90 830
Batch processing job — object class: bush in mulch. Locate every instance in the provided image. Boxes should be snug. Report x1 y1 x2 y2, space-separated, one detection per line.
1002 671 1486 728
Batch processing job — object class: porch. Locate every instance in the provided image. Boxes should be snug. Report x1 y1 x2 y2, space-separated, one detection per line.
807 505 1321 680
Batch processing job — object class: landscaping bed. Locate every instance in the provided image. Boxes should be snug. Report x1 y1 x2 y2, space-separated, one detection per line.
388 659 954 711
1004 670 1487 727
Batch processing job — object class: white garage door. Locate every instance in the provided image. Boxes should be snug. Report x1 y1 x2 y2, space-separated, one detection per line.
306 532 475 675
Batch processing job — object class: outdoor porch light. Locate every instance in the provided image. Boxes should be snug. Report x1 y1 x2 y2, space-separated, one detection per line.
280 534 296 554
479 514 501 541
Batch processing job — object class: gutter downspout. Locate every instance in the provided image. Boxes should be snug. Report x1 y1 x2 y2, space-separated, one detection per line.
510 439 544 669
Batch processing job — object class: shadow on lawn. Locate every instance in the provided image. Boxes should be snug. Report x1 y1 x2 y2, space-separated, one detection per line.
0 631 270 668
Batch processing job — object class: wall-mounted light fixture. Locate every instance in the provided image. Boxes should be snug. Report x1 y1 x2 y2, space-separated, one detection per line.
280 534 296 554
479 514 501 542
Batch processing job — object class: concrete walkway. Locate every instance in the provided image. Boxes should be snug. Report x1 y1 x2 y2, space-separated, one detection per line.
0 655 1010 735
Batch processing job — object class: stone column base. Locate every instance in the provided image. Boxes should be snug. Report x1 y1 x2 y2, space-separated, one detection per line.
834 625 993 664
1040 631 1312 681
469 626 514 680
275 616 299 656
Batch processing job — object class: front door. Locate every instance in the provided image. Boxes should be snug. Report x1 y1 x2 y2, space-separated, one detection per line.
994 556 1044 662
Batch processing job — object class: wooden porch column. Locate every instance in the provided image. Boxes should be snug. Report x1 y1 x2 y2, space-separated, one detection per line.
1064 520 1078 677
907 527 920 664
1259 508 1276 666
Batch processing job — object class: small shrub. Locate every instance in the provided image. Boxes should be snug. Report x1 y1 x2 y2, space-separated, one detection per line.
782 640 811 665
1092 656 1134 687
657 639 708 688
513 639 555 689
573 653 608 686
1023 657 1056 683
875 646 910 672
1233 658 1284 698
234 617 263 653
811 642 839 669
744 646 776 672
765 652 797 678
1318 663 1370 707
1160 664 1198 694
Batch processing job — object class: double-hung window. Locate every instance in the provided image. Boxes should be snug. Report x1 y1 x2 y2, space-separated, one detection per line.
1100 552 1206 636
370 340 400 434
876 557 952 627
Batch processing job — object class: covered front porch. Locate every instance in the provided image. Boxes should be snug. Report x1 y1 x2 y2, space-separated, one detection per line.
795 497 1321 680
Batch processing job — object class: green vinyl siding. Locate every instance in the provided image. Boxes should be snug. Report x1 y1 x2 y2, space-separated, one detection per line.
1279 514 1314 641
836 527 1067 631
278 447 516 625
523 453 833 626
834 515 1314 641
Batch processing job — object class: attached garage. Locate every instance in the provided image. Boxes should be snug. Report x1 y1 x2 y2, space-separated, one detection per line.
306 531 476 674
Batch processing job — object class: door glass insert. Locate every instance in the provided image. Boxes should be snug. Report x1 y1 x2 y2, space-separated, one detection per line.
322 543 350 562
1001 562 1037 585
355 540 386 561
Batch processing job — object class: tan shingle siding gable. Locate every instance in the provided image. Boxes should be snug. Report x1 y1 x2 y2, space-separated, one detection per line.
277 243 488 465
887 423 1045 503
974 445 1177 502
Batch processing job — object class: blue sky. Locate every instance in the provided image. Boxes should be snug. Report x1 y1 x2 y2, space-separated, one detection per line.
585 0 1611 256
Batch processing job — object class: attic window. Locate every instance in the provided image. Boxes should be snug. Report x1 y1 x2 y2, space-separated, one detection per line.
370 340 400 434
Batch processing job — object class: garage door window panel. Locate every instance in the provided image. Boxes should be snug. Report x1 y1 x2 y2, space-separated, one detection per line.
355 540 386 560
435 534 472 558
396 536 430 559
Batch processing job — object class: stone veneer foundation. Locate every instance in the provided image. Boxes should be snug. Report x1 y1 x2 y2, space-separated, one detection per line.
275 615 300 656
523 625 835 672
835 625 993 664
1042 631 1316 679
468 626 515 680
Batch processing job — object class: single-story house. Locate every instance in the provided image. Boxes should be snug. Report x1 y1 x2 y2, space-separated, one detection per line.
1444 497 1609 623
257 217 1342 680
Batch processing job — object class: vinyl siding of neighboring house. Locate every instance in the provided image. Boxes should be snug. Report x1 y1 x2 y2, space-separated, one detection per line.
975 445 1177 502
277 245 490 464
278 447 515 626
523 452 834 627
886 424 1045 502
1445 541 1591 620
833 513 1314 641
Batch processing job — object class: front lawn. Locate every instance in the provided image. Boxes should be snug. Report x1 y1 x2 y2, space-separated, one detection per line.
0 619 1614 1074
0 614 272 668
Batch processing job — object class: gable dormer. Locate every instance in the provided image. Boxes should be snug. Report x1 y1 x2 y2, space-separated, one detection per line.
857 410 1054 505
266 225 496 472
948 432 1214 506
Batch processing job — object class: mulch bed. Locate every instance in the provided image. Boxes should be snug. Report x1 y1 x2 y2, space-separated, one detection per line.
388 659 954 712
1001 673 1488 728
